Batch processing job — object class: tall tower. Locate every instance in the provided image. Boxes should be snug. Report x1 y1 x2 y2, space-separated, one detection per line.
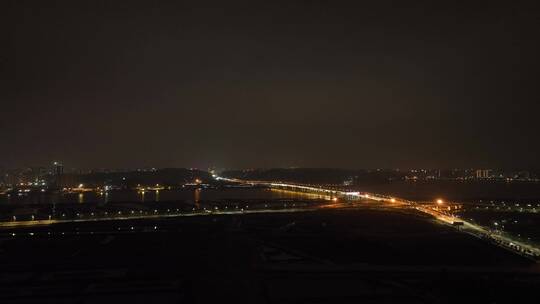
53 161 64 189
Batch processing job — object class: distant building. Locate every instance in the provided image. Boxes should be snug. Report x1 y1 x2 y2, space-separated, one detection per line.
30 167 46 183
515 171 531 180
475 169 491 179
0 167 6 186
342 177 354 186
53 161 64 188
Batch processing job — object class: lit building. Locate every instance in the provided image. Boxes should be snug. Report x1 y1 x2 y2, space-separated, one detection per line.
475 169 490 179
53 161 64 188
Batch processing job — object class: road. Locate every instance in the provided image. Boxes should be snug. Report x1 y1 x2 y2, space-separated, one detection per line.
0 207 322 229
216 176 540 259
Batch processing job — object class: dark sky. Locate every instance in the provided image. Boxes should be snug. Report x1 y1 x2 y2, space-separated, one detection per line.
2 1 539 169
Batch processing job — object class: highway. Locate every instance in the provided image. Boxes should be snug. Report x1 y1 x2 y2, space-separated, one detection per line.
0 206 323 229
216 176 540 259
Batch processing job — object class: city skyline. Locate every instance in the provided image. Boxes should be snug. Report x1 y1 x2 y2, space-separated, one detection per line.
1 160 539 173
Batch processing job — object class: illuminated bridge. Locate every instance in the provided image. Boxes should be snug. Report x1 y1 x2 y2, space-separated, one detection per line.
215 176 404 203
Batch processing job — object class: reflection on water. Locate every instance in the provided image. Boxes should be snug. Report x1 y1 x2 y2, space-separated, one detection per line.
0 188 327 205
140 190 146 203
194 189 201 208
270 188 333 201
4 181 539 206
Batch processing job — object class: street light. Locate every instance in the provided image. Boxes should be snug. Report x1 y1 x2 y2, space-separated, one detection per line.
436 199 444 205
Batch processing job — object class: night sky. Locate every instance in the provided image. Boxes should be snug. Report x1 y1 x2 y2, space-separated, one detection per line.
2 1 539 169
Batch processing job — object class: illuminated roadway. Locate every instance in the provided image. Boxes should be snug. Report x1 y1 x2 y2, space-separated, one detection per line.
0 203 325 229
216 176 540 259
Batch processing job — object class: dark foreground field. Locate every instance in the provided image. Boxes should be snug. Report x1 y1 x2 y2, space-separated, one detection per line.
0 208 539 303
